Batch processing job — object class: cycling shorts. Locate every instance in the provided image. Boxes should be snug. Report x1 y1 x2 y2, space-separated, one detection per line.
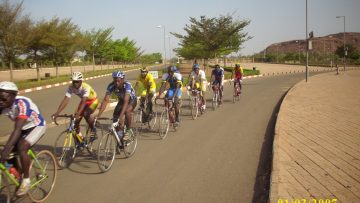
112 99 137 122
78 98 99 116
166 88 182 99
141 88 156 97
195 82 206 92
22 125 46 146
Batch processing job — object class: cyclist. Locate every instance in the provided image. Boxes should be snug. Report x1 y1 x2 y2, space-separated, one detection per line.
187 64 207 110
0 81 46 196
96 71 137 141
52 72 98 140
134 67 156 120
210 64 225 104
231 64 244 94
158 66 182 124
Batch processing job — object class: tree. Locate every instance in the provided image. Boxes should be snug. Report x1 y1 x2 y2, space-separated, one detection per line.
0 0 32 80
84 27 113 70
335 44 359 61
172 14 251 63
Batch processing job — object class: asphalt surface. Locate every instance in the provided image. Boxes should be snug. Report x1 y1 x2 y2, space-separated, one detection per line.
2 70 311 202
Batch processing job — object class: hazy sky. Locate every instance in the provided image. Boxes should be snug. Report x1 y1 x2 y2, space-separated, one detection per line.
19 0 360 57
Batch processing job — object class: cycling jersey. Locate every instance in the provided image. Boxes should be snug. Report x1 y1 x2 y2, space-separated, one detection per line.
137 73 156 90
65 82 97 101
106 81 137 102
1 96 45 130
162 72 182 89
189 70 206 83
212 68 224 81
234 67 244 79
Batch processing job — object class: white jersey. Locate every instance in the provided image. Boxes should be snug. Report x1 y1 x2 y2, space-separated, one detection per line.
1 96 46 130
161 72 182 81
190 70 207 83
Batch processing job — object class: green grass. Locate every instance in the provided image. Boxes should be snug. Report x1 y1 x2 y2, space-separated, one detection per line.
15 66 141 90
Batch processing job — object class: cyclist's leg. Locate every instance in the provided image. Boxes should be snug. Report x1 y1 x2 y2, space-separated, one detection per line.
201 82 206 107
17 126 46 195
125 98 137 130
83 99 99 131
175 89 182 122
140 90 147 108
112 101 123 132
147 89 155 113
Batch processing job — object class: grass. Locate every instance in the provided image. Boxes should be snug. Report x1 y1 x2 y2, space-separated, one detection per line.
15 66 141 90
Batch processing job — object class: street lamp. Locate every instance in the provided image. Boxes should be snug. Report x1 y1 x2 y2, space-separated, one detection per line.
168 35 171 63
156 25 167 67
336 16 345 71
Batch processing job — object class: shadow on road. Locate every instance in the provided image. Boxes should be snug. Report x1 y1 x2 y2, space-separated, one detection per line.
251 91 287 203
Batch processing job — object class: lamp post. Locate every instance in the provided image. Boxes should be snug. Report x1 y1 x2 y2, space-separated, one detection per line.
336 16 345 71
168 35 171 64
156 25 167 67
305 0 309 82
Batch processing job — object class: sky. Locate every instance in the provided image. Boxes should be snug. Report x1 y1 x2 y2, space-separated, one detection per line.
17 0 360 57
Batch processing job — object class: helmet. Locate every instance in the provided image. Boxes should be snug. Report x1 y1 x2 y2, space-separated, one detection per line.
0 81 18 93
140 67 148 72
235 64 240 68
170 66 177 72
192 64 200 70
112 70 125 78
71 72 83 81
215 64 220 68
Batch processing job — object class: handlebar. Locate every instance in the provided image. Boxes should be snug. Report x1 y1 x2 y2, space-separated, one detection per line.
52 114 74 126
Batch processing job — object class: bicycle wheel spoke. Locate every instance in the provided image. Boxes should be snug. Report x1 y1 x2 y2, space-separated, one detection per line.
54 131 76 169
28 150 57 202
97 133 116 172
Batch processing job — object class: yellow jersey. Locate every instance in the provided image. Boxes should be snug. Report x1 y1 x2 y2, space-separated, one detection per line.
65 82 97 101
137 73 156 89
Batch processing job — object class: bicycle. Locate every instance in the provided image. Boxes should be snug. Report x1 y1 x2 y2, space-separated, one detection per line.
187 88 204 120
96 117 138 172
157 96 180 139
211 83 221 110
0 148 57 202
133 96 157 132
53 114 100 169
232 79 241 103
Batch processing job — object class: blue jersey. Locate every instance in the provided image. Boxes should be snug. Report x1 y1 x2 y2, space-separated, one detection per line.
106 81 136 101
162 72 182 89
212 68 224 81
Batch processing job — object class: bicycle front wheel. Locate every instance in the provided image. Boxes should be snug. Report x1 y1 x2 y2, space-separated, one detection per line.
159 109 170 139
0 172 10 203
54 131 76 169
190 97 198 120
97 132 116 173
28 150 57 202
123 130 137 158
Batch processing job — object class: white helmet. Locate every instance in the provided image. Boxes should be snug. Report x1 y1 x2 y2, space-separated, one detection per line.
71 72 83 81
0 81 18 92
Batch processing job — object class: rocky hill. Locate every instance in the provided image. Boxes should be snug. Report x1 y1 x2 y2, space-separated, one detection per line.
263 32 360 55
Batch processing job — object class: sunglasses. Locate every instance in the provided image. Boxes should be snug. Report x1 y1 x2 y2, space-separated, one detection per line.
72 81 81 84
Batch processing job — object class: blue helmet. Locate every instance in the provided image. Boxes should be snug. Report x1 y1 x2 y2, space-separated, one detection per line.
112 70 125 78
170 66 177 72
193 64 200 70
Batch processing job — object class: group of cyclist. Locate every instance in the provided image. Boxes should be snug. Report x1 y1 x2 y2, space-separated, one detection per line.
0 63 244 197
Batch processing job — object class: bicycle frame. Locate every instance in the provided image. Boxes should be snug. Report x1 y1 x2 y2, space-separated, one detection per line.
0 149 47 188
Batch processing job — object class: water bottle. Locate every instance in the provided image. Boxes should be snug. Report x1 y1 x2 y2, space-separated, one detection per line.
5 163 21 181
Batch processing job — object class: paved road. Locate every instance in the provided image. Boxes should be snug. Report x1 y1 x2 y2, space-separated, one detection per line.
4 70 315 202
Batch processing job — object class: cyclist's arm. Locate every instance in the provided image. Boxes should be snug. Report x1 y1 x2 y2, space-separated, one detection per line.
1 118 27 162
97 94 111 118
134 81 139 89
158 81 167 96
173 81 181 97
52 96 70 117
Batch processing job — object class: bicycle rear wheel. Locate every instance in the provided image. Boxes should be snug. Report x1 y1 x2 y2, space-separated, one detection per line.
123 130 137 158
159 109 170 139
97 132 116 172
0 172 10 203
191 97 199 119
212 93 218 110
28 150 57 202
54 131 76 169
